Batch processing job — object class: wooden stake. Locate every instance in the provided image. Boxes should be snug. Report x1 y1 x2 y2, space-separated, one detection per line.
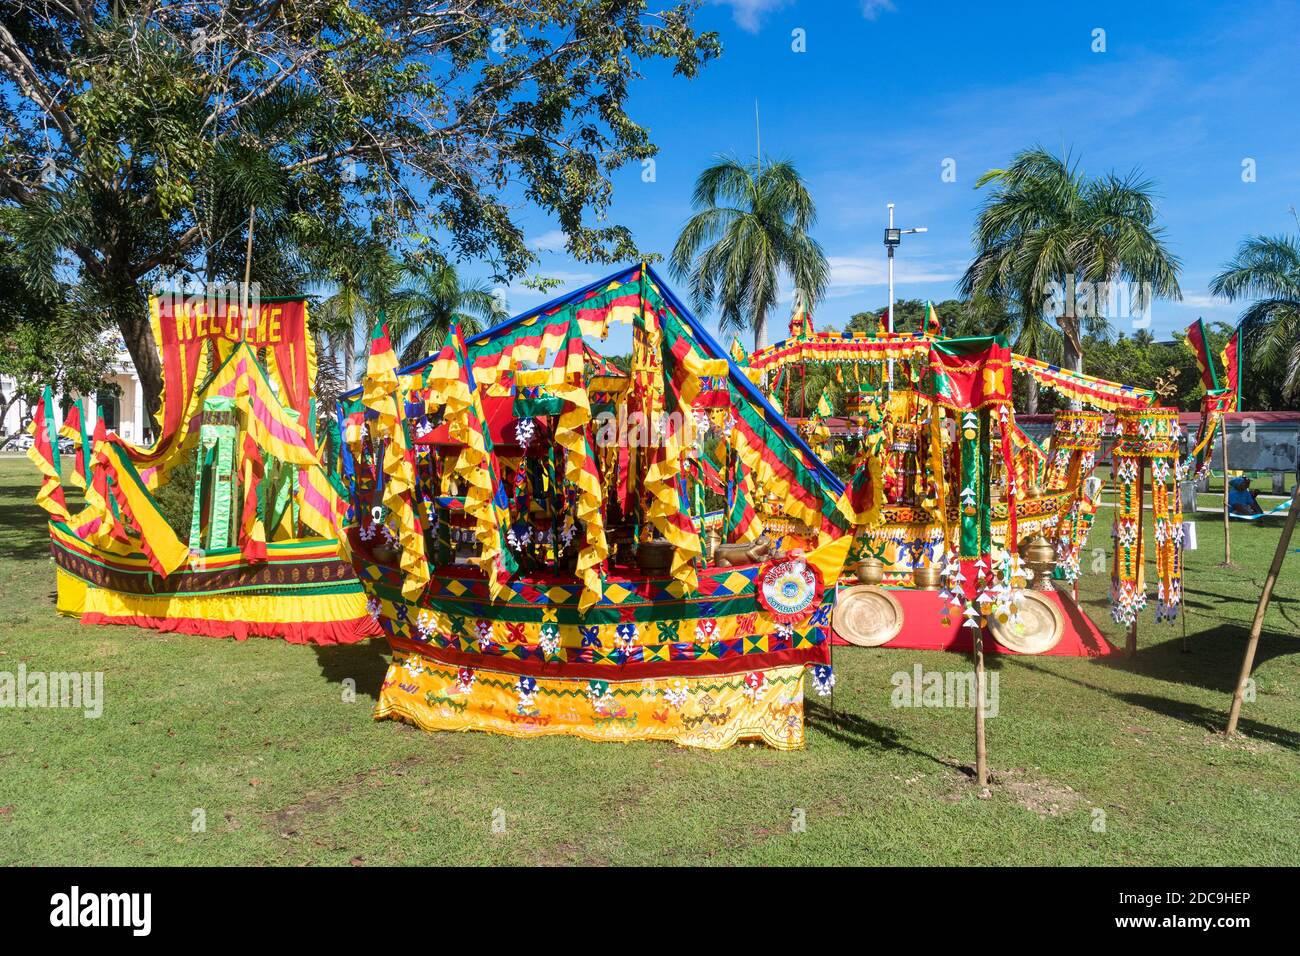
974 631 988 786
1181 592 1189 653
1225 481 1300 734
241 203 257 318
1220 422 1233 567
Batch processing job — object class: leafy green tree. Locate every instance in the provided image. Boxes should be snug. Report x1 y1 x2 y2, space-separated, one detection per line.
1 231 119 440
846 309 885 336
671 156 828 349
312 242 407 385
0 1 720 416
847 297 1014 340
389 257 508 366
1082 330 1178 404
961 147 1181 389
1210 234 1300 403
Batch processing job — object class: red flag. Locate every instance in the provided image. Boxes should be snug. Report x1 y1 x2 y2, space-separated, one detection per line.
59 400 90 490
27 386 69 520
1184 319 1221 393
1220 324 1243 408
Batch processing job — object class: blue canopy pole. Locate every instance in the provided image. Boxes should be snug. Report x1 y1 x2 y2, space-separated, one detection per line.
645 264 846 497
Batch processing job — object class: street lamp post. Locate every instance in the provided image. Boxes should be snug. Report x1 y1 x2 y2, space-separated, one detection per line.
884 203 927 383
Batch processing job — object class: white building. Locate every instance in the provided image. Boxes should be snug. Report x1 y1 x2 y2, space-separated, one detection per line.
1 340 149 447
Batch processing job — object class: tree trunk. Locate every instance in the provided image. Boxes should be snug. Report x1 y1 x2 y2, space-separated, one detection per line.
113 299 164 428
0 392 20 443
1060 317 1084 410
1061 322 1083 373
753 310 767 351
1025 375 1040 416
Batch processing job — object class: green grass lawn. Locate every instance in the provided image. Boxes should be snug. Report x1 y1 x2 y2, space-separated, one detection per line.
1 455 1298 866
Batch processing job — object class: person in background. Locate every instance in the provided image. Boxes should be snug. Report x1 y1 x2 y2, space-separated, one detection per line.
1227 476 1263 516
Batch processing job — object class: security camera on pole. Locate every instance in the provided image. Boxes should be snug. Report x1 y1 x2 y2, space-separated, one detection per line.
884 203 927 384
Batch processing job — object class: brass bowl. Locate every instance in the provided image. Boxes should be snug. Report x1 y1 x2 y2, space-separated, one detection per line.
705 529 723 564
855 557 885 585
912 564 942 590
1020 534 1057 591
1020 533 1056 564
637 539 675 575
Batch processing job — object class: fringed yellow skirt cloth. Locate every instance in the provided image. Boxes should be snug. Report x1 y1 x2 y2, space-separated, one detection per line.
50 522 380 644
359 536 851 750
374 657 813 750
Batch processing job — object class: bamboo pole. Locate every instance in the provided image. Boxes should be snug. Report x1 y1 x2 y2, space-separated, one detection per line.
1225 481 1300 734
1181 590 1189 653
1220 422 1233 567
974 631 988 786
242 204 256 316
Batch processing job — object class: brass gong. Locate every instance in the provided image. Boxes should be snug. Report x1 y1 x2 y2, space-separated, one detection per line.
833 585 904 647
989 590 1065 654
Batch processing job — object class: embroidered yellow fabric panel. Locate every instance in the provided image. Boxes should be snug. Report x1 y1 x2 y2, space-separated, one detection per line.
375 657 811 751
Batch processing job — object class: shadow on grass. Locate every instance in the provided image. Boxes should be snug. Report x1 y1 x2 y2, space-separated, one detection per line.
1111 693 1300 750
1124 626 1299 694
1183 586 1299 610
312 638 391 701
0 502 54 561
1182 589 1300 642
1013 633 1300 748
805 699 952 768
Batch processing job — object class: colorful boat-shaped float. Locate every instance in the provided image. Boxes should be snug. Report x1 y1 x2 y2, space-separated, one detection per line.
338 266 859 749
333 264 1216 749
27 296 377 644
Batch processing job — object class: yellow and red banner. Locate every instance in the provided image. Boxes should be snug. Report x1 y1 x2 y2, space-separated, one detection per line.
150 294 315 438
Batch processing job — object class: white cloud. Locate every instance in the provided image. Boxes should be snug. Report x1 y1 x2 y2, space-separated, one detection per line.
713 0 895 34
1179 291 1226 309
500 270 601 310
825 254 961 293
860 0 896 21
710 0 790 34
526 229 567 253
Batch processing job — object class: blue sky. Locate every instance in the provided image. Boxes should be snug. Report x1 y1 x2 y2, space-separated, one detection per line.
496 0 1300 354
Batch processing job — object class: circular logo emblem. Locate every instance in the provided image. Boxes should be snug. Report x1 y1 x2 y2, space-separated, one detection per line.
756 557 823 623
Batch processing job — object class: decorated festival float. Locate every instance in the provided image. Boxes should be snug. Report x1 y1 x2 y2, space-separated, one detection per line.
26 295 378 644
338 265 858 750
735 305 1228 658
325 262 1242 754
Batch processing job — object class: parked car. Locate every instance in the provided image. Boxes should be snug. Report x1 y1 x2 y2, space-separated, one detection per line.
2 433 35 452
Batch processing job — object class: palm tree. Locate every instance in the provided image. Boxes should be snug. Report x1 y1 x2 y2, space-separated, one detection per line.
962 148 1181 381
313 245 405 386
981 291 1063 415
388 258 507 365
1210 234 1300 400
671 156 828 349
